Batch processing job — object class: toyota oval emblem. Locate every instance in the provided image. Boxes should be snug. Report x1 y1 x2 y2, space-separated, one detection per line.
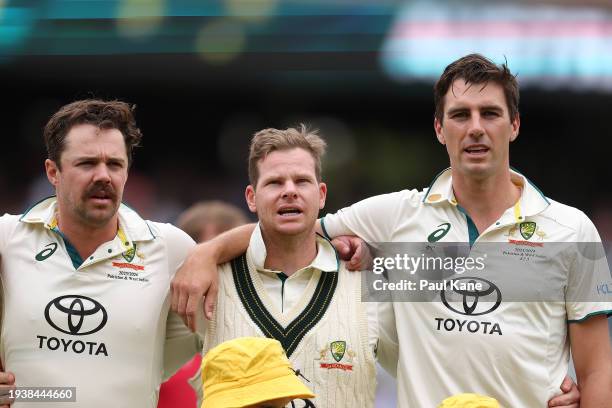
44 295 108 335
440 277 502 316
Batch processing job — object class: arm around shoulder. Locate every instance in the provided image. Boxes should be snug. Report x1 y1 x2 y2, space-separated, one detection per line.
321 190 417 243
170 223 256 330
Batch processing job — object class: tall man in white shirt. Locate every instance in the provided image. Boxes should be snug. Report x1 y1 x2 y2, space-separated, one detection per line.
0 100 200 407
171 55 598 407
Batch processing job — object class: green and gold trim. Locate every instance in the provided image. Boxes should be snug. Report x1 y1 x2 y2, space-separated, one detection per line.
231 253 338 357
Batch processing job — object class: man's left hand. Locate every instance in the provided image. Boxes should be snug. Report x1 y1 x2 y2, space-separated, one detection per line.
548 375 579 408
331 235 372 271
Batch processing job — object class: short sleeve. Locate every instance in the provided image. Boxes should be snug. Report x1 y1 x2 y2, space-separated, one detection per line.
0 214 19 254
566 212 612 322
163 311 203 380
321 191 411 243
157 223 196 278
376 301 399 376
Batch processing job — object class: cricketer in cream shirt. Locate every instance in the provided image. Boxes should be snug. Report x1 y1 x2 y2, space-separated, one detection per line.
0 197 202 408
196 223 398 408
322 168 612 408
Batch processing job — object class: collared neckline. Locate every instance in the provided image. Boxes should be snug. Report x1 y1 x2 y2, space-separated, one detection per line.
19 196 155 269
422 167 550 221
20 196 155 242
247 223 339 275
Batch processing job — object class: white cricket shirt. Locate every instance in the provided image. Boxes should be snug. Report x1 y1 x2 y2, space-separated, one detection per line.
0 197 200 408
322 168 612 407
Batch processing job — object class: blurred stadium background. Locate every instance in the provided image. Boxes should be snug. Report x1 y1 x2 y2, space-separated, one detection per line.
2 0 612 406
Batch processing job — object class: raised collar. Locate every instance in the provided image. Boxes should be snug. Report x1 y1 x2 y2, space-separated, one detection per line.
19 196 156 244
422 167 550 220
247 223 339 274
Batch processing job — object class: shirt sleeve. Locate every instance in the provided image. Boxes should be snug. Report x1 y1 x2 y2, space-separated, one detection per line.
376 301 399 376
0 214 16 350
159 223 202 379
161 223 197 278
321 190 413 243
0 214 19 254
162 311 203 380
566 211 612 322
365 301 379 354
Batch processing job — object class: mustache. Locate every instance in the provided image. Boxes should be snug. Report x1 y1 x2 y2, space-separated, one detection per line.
84 183 117 201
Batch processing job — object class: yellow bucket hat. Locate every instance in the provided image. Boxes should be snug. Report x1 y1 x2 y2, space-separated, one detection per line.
438 393 501 408
201 337 315 408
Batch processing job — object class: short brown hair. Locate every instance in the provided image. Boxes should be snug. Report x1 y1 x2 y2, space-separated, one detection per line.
44 99 143 168
434 54 519 124
248 125 327 186
177 201 249 242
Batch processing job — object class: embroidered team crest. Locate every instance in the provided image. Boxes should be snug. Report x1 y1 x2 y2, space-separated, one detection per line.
330 341 346 362
519 222 536 240
317 341 355 371
122 244 136 262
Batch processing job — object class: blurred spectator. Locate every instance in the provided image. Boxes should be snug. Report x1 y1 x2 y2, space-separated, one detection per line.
177 200 250 243
157 200 249 408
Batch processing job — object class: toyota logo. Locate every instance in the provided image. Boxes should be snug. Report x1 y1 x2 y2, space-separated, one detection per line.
441 277 502 316
44 295 108 335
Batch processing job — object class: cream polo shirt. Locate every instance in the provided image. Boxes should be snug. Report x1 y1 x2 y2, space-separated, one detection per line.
322 168 612 408
0 196 201 408
247 224 380 354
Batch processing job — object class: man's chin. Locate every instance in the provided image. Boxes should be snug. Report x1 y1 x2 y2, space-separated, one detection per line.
460 162 496 179
79 205 119 227
264 222 314 238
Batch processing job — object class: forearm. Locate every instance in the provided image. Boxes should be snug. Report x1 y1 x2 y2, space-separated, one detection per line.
570 315 612 407
171 223 257 326
196 223 255 264
576 369 612 407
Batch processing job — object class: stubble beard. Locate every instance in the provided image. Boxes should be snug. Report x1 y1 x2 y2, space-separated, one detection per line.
74 198 119 228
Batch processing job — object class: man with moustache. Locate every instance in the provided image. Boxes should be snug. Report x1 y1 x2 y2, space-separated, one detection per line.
0 100 199 407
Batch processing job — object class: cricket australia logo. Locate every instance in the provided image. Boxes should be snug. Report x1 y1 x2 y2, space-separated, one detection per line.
506 221 547 247
317 340 355 371
519 222 536 240
112 243 145 272
330 341 346 362
122 243 137 262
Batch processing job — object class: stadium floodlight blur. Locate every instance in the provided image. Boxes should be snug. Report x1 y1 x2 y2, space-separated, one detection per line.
0 0 396 63
381 0 612 90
